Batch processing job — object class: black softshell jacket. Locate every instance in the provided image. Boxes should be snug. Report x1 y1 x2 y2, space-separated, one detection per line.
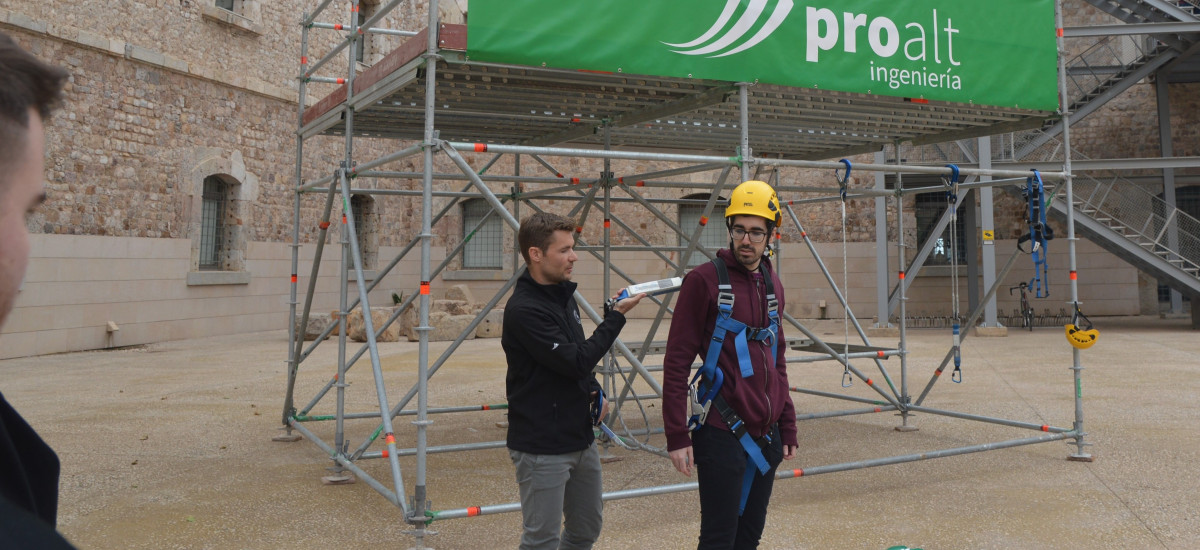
502 271 627 455
0 392 76 548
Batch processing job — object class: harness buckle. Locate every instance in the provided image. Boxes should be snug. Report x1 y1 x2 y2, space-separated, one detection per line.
717 290 735 310
687 384 712 429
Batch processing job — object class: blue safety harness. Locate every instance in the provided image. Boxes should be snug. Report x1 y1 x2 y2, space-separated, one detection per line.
1018 170 1053 298
687 258 780 515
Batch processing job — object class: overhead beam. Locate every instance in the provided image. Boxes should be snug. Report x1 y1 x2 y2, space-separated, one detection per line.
522 85 737 147
916 156 1200 172
1139 0 1200 22
1064 22 1200 36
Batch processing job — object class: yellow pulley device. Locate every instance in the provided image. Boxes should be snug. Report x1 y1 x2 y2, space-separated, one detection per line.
1064 307 1098 349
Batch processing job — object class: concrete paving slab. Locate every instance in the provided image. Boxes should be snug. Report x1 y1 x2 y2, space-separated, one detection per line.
0 315 1197 549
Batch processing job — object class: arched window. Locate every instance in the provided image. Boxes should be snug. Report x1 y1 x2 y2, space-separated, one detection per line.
199 176 230 271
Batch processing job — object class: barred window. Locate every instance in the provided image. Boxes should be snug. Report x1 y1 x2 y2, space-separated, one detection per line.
915 191 968 266
355 1 379 64
350 194 377 270
462 199 503 269
678 194 727 268
199 176 228 271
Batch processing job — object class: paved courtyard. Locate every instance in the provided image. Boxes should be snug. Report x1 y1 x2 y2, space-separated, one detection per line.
1 315 1197 549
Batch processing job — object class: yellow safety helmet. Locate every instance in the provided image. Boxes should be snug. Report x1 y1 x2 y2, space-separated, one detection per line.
726 180 783 227
1064 323 1098 349
1064 308 1098 349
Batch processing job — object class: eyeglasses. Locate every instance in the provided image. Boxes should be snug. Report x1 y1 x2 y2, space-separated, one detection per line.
729 227 769 243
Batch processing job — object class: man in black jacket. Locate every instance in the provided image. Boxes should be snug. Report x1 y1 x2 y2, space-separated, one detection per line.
503 212 643 550
0 31 76 549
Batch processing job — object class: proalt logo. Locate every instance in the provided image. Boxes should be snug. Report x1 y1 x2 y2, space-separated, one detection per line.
663 0 794 58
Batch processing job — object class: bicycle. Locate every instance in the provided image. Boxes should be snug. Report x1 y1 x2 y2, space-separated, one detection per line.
1009 281 1034 331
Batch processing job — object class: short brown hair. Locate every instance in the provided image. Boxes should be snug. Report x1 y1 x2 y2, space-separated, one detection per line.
0 32 68 182
517 212 575 264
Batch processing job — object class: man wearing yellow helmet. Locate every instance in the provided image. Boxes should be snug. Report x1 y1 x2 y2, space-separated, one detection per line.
662 180 798 549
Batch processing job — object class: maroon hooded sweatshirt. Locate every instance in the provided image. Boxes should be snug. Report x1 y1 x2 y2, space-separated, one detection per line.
662 248 798 452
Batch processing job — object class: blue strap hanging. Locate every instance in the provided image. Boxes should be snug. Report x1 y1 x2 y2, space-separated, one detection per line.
1019 170 1053 298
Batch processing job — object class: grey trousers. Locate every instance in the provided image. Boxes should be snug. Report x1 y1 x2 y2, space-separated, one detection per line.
509 443 603 550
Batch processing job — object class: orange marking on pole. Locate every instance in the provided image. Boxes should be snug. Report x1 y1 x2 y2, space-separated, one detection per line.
571 118 581 123
351 4 359 11
467 506 481 517
874 407 882 413
801 231 807 238
699 216 709 226
877 351 884 358
794 469 804 477
603 219 611 228
333 373 338 381
636 181 645 187
381 449 390 458
291 275 298 283
474 143 487 152
1056 28 1064 37
866 378 874 386
334 24 343 30
571 177 580 184
301 56 308 64
1041 425 1050 432
481 404 490 411
935 370 942 377
1070 271 1077 280
319 221 330 229
385 433 395 445
898 271 906 280
575 226 583 233
618 177 624 184
556 173 564 178
336 78 345 84
342 215 347 224
420 282 431 295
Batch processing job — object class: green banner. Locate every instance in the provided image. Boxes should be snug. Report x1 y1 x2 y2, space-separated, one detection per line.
466 0 1059 111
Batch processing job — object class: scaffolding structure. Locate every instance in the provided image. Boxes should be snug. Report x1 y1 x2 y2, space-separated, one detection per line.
281 1 1095 546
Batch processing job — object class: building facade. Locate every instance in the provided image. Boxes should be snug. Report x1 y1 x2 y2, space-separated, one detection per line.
0 0 1195 358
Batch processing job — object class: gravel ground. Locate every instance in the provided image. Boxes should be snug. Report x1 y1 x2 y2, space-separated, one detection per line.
1 315 1197 549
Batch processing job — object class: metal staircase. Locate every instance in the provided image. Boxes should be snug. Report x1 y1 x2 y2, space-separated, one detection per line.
896 1 1200 307
1004 1 1200 298
1050 170 1200 297
1013 0 1198 159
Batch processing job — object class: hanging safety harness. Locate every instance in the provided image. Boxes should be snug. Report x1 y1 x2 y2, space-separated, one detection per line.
1018 170 1054 298
687 258 781 515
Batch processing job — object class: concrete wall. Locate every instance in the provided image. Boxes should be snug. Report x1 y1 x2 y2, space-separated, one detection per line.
3 232 1140 359
0 233 437 359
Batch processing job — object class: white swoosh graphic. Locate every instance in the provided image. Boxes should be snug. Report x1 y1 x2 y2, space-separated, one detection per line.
711 0 792 57
671 0 768 56
662 0 741 49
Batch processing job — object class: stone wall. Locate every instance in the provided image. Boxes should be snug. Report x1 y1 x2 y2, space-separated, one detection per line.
0 1 1185 357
